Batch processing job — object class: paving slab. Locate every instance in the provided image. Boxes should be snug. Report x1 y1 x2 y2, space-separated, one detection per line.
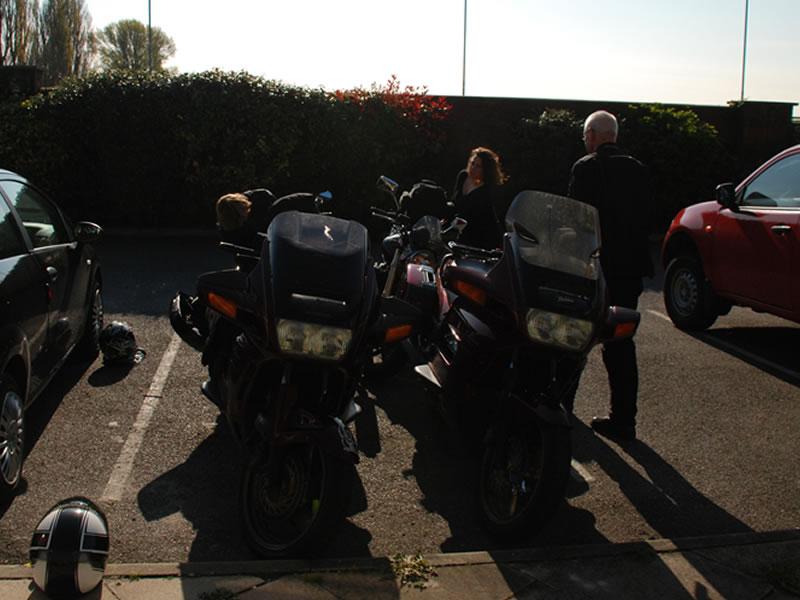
2 531 799 600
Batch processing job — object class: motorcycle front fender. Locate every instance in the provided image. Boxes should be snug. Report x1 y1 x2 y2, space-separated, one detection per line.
485 392 571 443
269 417 360 465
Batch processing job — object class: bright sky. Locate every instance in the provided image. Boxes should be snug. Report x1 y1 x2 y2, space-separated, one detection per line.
85 0 799 115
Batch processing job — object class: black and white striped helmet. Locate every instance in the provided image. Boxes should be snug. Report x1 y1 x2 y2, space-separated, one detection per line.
98 321 145 365
30 497 110 598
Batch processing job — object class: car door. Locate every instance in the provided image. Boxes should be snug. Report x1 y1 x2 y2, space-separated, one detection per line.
0 193 52 399
0 179 88 361
710 152 800 314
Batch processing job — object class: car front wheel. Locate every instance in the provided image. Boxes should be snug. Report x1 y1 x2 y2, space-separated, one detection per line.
663 256 718 331
0 375 24 500
77 281 103 359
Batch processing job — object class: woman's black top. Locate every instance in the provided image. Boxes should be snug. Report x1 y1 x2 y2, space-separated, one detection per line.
451 170 503 249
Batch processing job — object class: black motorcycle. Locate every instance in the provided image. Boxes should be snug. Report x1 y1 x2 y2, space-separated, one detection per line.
368 176 464 377
170 208 420 557
413 190 641 538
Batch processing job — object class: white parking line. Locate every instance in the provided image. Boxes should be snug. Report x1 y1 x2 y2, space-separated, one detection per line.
101 331 182 502
570 459 595 482
646 309 670 322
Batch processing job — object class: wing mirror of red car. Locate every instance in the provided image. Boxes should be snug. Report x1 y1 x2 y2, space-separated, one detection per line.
715 183 737 209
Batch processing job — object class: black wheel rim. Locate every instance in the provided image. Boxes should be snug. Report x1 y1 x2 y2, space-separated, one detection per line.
481 429 544 526
90 287 104 346
0 388 24 487
243 445 325 552
670 266 699 318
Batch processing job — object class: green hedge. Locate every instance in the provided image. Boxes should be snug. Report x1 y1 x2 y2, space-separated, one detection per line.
0 70 448 228
504 105 732 234
0 70 732 234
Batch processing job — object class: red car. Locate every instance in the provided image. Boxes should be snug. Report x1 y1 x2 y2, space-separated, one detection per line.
661 144 800 330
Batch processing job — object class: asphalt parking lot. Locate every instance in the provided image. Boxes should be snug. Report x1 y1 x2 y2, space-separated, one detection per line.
1 232 799 566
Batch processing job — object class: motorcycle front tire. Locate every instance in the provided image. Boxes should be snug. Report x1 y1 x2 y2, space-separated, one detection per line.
478 418 571 540
239 442 355 558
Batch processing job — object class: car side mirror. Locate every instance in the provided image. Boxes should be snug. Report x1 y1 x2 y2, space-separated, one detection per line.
74 221 102 242
715 183 737 209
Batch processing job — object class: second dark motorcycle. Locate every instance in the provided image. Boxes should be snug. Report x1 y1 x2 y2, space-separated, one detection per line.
413 190 641 539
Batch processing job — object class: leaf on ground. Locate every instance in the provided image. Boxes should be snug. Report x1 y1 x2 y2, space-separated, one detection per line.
390 552 438 589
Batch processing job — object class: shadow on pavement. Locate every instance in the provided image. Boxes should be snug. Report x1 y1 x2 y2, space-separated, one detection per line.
369 370 611 555
136 415 374 571
573 419 752 539
571 419 755 599
0 356 94 517
693 326 800 386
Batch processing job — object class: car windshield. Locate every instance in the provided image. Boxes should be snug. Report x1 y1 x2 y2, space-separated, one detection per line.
741 152 800 208
505 191 601 280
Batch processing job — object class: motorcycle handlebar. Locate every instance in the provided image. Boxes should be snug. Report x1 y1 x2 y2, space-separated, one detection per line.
370 207 410 226
447 241 503 261
219 239 262 256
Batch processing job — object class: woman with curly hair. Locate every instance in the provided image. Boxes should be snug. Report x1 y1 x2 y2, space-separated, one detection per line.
451 146 507 249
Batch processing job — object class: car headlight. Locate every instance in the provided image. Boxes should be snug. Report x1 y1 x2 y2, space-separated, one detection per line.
277 319 352 360
526 309 594 351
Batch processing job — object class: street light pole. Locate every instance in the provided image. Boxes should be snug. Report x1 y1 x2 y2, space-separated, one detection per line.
461 0 466 96
148 0 153 73
740 0 749 102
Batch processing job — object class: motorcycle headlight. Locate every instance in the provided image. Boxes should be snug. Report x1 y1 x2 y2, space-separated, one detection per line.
526 309 594 351
277 319 353 360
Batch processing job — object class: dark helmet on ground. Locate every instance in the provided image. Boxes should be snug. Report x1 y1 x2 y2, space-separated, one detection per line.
30 496 110 598
98 321 145 365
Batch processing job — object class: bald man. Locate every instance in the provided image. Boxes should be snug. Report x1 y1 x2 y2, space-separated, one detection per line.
568 110 653 441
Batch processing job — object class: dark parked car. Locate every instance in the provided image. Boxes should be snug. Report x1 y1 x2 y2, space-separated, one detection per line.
661 144 800 330
0 169 103 499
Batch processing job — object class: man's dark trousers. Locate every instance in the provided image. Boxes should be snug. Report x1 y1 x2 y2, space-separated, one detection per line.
602 275 643 426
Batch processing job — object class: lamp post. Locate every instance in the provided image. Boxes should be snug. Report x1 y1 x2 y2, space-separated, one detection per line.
148 0 153 73
461 0 466 96
740 0 749 102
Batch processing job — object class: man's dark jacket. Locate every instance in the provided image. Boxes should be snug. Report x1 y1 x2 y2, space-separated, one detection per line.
568 143 654 280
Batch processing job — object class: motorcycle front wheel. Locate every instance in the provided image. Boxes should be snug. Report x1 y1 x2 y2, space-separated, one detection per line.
478 419 571 540
240 443 354 558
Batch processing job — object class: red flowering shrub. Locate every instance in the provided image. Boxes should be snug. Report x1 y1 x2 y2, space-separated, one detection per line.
333 75 451 138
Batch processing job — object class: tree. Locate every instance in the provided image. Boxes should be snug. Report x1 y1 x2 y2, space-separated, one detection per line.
94 19 175 72
35 0 92 84
0 0 39 65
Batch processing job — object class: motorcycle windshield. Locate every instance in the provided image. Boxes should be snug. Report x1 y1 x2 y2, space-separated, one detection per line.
505 191 600 281
410 215 442 250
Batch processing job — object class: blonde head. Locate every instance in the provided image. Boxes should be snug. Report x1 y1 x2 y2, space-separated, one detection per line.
216 193 252 231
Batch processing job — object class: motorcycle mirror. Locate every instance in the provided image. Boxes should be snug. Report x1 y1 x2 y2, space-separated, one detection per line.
376 175 399 194
315 191 333 215
376 176 401 210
